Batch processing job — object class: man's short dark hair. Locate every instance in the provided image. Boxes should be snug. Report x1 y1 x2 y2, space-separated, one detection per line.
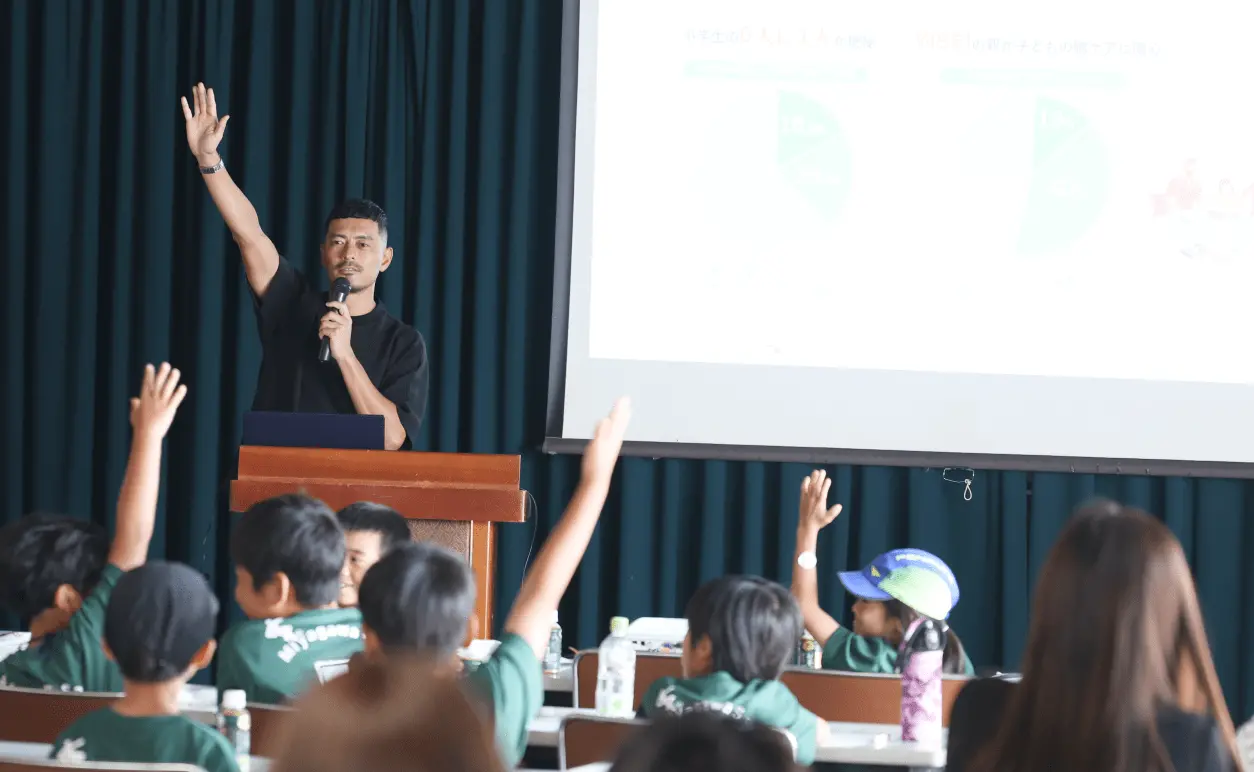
0 516 108 622
685 575 802 683
609 713 795 772
357 542 475 656
324 198 388 244
231 494 345 608
336 503 411 553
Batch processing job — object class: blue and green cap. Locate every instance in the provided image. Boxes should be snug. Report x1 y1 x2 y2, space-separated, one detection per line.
838 548 959 621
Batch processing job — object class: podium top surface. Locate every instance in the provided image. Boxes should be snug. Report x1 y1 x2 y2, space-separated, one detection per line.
231 446 527 523
237 445 521 486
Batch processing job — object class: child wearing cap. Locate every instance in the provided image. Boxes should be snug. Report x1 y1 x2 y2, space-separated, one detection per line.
790 470 974 675
354 398 631 766
50 561 237 772
217 493 364 704
335 501 411 607
639 575 827 766
0 363 187 692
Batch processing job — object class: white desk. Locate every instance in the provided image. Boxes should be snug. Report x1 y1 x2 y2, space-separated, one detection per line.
178 666 572 707
0 742 269 771
543 662 573 693
526 708 946 767
8 697 940 769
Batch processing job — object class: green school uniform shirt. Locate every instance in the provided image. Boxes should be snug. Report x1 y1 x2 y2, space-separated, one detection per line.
465 633 544 767
51 708 239 772
216 606 365 704
641 671 820 765
0 564 124 693
820 626 976 675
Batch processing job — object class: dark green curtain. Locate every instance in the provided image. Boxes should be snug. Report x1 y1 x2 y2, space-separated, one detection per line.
4 0 1254 720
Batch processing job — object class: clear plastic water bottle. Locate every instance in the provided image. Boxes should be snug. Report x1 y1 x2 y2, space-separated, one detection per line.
216 689 251 771
595 616 636 717
544 610 563 674
899 619 945 745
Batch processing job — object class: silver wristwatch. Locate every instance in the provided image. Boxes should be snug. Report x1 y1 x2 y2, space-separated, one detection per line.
199 157 225 174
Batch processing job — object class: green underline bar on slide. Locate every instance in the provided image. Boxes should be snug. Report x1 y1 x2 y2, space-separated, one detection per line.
684 60 869 83
940 68 1126 89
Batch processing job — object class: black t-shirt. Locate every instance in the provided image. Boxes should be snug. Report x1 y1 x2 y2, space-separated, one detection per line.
946 677 1236 772
251 258 428 448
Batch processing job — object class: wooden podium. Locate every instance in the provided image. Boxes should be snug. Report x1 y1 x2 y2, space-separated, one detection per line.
229 446 527 634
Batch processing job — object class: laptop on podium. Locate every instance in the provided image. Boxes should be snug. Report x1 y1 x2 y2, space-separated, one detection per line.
241 411 386 451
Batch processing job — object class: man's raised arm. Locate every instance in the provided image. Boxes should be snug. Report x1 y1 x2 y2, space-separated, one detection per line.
181 82 280 296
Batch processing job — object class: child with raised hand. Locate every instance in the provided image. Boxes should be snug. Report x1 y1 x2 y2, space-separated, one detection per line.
0 363 187 692
791 469 974 675
640 575 827 765
217 493 364 704
355 398 632 766
50 561 236 772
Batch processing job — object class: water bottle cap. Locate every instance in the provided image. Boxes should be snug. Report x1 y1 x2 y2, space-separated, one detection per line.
610 616 630 635
221 689 247 711
552 610 560 624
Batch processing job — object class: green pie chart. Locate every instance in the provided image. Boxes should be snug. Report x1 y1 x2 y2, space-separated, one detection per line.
777 91 853 220
1017 96 1110 255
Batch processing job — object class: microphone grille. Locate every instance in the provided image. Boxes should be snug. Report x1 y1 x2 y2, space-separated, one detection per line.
332 277 352 296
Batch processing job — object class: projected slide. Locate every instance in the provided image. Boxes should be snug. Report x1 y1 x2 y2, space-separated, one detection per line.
583 0 1254 384
777 91 853 221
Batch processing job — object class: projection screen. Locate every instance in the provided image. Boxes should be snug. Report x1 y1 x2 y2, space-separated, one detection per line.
546 0 1254 475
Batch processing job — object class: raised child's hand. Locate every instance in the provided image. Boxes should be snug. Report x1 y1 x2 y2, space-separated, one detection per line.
129 363 188 439
581 398 631 487
799 469 842 532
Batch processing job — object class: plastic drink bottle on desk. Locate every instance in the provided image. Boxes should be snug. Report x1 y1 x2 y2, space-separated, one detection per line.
217 689 252 771
899 619 945 745
797 632 820 669
596 616 636 717
544 610 563 674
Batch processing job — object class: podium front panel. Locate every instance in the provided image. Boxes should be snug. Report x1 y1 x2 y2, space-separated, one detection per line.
402 520 494 636
408 521 472 555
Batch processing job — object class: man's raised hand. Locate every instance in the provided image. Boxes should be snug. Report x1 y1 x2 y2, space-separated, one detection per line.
180 82 230 164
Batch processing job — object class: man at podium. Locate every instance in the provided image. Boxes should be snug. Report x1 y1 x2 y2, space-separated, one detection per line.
182 83 428 450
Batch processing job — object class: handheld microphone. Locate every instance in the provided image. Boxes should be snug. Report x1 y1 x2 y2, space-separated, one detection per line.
319 277 352 363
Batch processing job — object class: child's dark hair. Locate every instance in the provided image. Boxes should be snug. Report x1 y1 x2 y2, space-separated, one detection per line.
231 494 345 608
0 516 108 622
884 598 967 675
609 712 796 772
336 502 411 554
685 575 802 683
357 542 475 656
104 562 219 683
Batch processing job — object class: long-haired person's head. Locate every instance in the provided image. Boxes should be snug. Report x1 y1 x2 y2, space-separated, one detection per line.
609 712 797 772
321 198 393 295
272 656 505 772
972 500 1237 772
